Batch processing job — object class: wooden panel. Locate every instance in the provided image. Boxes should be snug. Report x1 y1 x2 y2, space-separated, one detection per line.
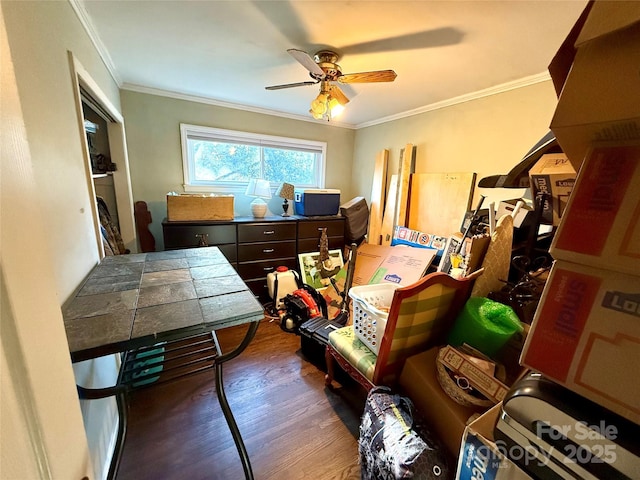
380 174 398 246
407 172 476 237
367 149 388 245
166 194 234 221
394 144 415 229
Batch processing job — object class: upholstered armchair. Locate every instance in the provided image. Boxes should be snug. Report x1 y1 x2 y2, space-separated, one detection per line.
324 270 481 391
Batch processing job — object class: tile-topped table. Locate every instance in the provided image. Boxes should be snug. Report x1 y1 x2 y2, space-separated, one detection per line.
63 247 264 480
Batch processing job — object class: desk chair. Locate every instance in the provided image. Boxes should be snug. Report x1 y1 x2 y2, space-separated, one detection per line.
324 271 481 391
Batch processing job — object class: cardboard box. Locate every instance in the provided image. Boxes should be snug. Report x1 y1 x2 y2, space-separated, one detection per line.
456 404 532 480
294 189 340 216
352 243 437 286
550 143 640 276
528 154 576 225
549 6 640 171
520 260 640 425
399 348 486 458
166 194 234 221
439 345 510 404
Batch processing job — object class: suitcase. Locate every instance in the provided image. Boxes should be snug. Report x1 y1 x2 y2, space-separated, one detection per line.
494 373 639 480
339 196 369 244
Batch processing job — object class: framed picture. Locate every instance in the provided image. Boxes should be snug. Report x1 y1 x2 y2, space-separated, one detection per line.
298 249 344 290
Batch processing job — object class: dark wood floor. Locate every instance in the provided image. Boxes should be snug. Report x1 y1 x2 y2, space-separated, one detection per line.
116 319 366 480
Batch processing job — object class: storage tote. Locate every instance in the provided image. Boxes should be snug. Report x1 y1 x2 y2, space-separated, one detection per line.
349 283 401 354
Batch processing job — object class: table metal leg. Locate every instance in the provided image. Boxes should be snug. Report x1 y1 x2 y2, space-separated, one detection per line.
77 384 128 480
214 320 260 480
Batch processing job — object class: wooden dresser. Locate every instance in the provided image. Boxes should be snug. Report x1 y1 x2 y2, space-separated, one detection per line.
162 215 345 302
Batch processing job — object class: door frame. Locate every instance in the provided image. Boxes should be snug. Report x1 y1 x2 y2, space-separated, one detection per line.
68 51 137 255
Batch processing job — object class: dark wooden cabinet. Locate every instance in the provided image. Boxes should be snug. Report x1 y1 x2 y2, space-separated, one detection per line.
162 215 345 303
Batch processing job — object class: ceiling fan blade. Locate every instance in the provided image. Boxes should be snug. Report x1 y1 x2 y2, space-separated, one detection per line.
265 80 319 90
287 48 326 78
338 70 397 83
328 85 350 105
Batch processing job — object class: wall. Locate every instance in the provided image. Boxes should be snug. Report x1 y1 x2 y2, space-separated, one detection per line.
2 1 124 479
352 80 560 213
121 90 356 250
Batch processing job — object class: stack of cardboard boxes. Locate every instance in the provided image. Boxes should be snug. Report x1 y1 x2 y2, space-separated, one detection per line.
455 3 640 479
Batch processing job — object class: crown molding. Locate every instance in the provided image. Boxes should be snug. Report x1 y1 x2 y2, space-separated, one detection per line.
120 83 357 129
355 71 552 129
68 0 121 86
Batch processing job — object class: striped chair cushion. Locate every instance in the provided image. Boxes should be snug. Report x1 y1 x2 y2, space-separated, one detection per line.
328 326 377 381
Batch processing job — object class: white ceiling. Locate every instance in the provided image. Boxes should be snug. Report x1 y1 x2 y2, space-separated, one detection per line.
75 0 588 128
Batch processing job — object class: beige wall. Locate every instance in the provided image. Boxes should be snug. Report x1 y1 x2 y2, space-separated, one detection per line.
121 90 356 249
122 82 560 250
3 0 121 301
3 1 124 479
353 80 560 211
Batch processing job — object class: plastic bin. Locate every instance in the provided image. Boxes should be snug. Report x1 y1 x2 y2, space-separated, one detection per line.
349 283 402 354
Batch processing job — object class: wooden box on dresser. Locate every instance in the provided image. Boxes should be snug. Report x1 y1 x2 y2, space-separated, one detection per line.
162 215 345 304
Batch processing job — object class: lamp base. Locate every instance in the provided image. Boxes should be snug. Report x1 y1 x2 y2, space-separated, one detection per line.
251 198 268 218
281 199 290 217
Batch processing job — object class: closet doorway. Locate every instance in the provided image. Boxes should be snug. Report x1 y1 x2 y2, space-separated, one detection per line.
69 52 136 256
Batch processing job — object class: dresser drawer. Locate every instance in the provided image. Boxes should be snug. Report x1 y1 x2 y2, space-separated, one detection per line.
238 240 296 262
298 219 345 239
163 223 236 249
238 222 296 243
218 244 238 264
298 236 345 255
244 278 270 304
237 258 298 280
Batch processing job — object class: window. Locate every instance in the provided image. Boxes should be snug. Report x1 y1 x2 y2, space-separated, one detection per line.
180 124 326 192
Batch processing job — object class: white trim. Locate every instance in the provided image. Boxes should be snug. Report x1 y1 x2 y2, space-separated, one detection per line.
180 124 327 190
122 83 356 129
68 0 122 87
69 52 138 253
123 73 551 130
356 72 553 128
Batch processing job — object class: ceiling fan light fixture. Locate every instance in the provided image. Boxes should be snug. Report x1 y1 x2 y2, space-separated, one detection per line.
328 97 345 117
310 92 329 119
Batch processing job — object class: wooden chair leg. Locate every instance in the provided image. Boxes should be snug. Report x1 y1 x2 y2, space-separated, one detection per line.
324 346 335 388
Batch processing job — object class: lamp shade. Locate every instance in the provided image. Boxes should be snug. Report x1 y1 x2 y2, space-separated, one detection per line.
245 179 272 199
245 179 271 218
276 182 295 200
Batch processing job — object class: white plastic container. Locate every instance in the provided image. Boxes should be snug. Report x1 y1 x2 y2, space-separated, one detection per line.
349 283 402 354
267 267 300 308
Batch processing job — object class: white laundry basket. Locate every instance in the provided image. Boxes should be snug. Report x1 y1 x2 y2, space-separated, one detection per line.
349 283 402 354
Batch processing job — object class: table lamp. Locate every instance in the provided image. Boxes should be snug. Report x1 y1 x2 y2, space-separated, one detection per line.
276 182 295 217
245 179 271 218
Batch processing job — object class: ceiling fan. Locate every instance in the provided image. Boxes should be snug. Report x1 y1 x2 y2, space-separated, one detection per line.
265 49 397 120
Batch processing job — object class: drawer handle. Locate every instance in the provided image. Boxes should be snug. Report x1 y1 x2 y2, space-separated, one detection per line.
263 230 275 235
195 233 209 247
263 248 274 253
263 266 275 272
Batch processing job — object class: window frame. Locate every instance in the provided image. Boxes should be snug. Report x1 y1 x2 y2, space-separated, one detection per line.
180 124 327 193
